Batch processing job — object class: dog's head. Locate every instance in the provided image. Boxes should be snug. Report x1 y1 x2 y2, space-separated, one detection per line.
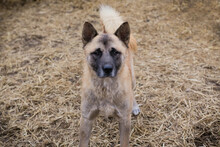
82 22 130 78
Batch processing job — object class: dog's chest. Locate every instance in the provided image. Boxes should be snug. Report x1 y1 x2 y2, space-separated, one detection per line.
92 78 124 117
99 100 116 117
98 99 124 118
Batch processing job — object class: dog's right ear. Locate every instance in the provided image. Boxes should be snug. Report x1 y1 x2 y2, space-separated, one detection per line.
82 22 98 47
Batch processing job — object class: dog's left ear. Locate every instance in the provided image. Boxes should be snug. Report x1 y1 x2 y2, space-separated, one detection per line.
114 22 130 47
82 22 98 47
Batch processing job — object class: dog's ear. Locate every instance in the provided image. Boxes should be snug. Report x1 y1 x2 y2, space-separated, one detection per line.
82 22 98 47
114 22 130 47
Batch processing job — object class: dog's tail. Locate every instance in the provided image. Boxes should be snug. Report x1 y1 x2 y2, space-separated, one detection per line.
99 5 123 34
99 5 137 52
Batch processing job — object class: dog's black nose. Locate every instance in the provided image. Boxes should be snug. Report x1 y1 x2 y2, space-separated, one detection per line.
103 64 113 74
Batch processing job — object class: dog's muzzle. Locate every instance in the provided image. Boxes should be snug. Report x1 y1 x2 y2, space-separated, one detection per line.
97 64 116 78
103 64 113 75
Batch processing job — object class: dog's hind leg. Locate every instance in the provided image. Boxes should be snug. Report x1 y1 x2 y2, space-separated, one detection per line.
132 98 140 116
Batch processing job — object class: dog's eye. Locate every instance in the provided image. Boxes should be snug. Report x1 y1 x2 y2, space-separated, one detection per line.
91 48 102 57
110 48 121 56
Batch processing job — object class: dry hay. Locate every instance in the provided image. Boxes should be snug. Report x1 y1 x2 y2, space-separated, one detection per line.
0 0 220 146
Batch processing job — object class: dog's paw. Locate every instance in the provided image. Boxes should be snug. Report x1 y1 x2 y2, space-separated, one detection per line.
132 106 140 116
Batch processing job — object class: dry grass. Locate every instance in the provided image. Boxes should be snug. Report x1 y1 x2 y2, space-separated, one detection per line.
0 0 220 146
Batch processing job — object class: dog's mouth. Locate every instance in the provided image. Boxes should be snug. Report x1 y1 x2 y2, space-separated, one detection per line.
97 72 117 78
97 69 117 78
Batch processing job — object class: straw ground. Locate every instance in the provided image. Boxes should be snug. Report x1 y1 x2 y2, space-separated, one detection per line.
0 0 220 146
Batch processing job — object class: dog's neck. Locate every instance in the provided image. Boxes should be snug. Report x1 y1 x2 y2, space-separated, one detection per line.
87 69 118 97
92 73 118 88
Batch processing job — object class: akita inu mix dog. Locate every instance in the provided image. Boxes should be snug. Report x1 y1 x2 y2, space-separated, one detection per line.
80 5 140 147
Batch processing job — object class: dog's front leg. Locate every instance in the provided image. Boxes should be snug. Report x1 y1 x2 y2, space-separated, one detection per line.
119 115 131 147
79 117 93 147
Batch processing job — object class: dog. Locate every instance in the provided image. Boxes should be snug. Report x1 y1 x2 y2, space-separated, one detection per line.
79 5 140 147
